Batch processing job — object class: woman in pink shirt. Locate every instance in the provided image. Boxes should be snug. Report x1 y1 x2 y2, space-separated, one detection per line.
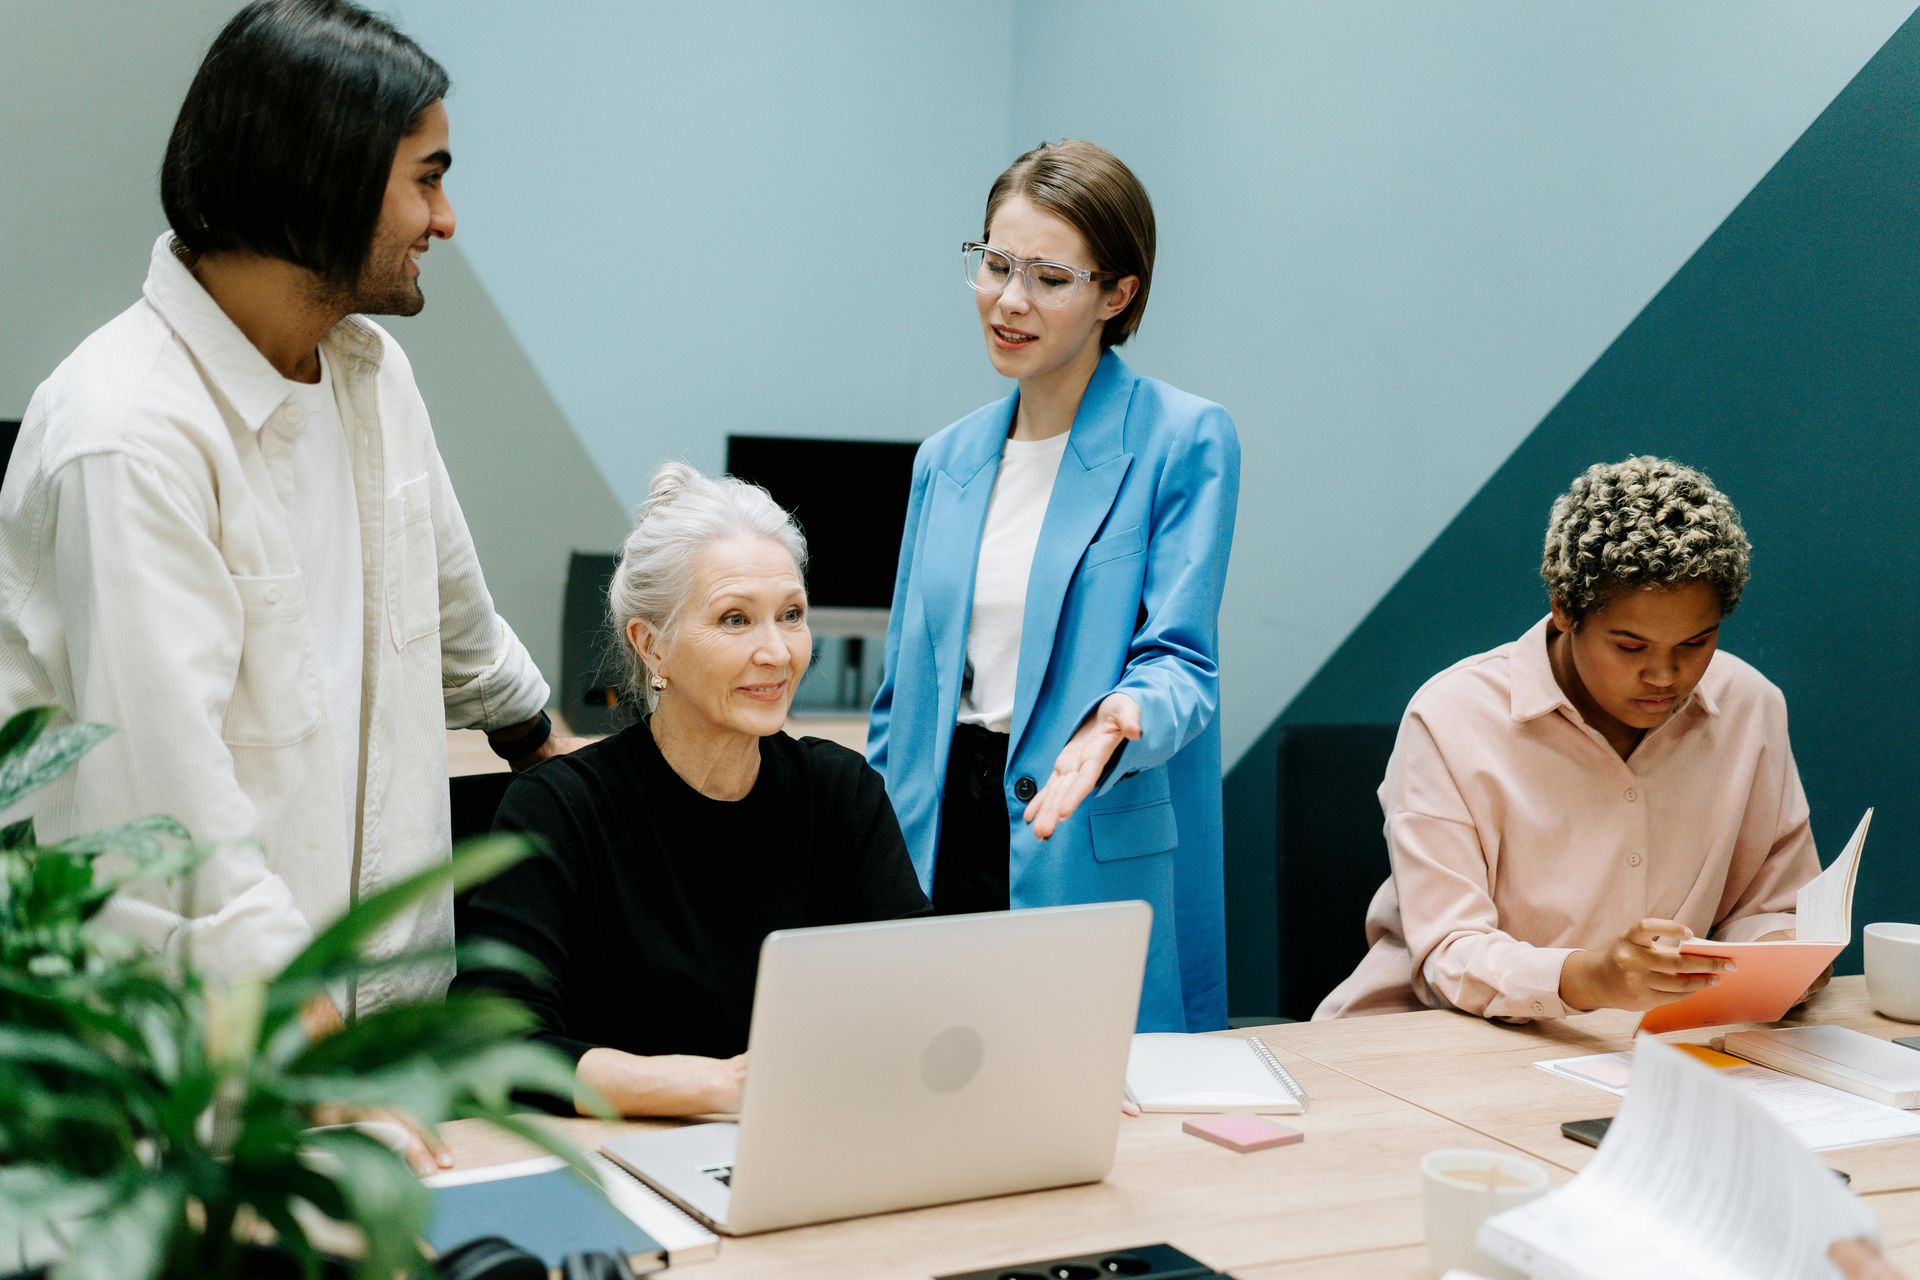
1317 456 1822 1020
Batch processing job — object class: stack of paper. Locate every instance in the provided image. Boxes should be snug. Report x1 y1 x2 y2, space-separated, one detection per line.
1483 1037 1881 1279
1721 1027 1920 1109
1535 1049 1920 1151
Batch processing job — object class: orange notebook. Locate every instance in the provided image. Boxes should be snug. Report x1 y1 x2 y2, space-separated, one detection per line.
1639 809 1871 1035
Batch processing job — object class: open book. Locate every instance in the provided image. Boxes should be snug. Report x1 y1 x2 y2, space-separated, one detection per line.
1639 808 1871 1034
1480 1036 1880 1279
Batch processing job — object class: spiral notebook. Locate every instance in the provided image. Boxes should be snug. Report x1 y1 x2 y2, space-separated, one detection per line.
1124 1033 1310 1114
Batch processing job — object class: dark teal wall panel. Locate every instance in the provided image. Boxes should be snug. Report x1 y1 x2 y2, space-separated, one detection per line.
1228 11 1920 1015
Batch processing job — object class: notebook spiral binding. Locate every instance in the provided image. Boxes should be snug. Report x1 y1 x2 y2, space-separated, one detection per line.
1248 1036 1310 1109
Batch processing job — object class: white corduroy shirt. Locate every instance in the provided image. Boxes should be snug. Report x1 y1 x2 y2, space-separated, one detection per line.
0 234 550 1010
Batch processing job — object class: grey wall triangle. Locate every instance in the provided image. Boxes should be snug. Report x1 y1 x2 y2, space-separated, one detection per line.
384 246 630 687
1226 10 1920 1017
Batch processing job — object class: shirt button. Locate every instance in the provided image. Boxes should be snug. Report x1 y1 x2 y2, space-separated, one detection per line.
284 404 303 425
1012 776 1038 803
264 585 281 604
1624 788 1638 802
1628 852 1643 867
1532 1001 1546 1014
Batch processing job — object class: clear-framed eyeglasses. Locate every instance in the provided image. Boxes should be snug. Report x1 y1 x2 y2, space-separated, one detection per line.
962 241 1117 309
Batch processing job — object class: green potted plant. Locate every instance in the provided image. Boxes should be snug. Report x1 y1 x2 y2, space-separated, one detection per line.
0 707 594 1280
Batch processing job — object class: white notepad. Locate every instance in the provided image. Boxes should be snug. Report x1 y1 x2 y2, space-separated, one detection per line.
1124 1033 1309 1113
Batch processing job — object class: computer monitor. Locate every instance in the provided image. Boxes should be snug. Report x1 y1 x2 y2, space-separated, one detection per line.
723 435 918 615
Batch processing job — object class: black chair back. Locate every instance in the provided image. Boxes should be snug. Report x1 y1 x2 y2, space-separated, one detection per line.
450 770 516 938
561 552 635 737
1275 723 1399 1020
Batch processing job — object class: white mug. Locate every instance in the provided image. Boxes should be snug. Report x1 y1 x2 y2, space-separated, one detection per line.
1419 1147 1550 1279
1864 923 1920 1023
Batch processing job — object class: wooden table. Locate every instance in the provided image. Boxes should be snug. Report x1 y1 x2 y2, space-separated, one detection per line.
443 1042 1557 1278
1273 978 1920 1197
440 976 1920 1277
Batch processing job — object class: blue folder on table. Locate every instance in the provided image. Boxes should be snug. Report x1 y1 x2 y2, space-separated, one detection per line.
426 1166 666 1270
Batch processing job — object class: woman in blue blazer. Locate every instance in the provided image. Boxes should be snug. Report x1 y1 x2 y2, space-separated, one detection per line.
868 140 1240 1032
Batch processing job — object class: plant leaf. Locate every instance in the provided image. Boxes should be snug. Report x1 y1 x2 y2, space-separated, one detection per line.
0 1024 137 1084
0 719 112 814
0 706 56 761
49 1171 182 1280
441 1041 593 1117
461 1109 606 1191
276 836 536 991
296 1129 430 1280
286 995 534 1077
261 937 549 1043
0 1165 121 1237
50 813 194 857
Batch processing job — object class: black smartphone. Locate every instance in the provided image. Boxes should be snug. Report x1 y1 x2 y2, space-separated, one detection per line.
1560 1117 1610 1148
1894 1035 1920 1053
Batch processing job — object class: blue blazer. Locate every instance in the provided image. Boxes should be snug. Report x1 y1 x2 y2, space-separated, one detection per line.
868 350 1240 1032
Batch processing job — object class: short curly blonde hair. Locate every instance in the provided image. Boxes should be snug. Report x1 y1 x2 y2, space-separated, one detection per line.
1541 456 1751 623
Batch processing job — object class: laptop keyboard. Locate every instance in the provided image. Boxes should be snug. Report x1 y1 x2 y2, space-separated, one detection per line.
701 1162 734 1188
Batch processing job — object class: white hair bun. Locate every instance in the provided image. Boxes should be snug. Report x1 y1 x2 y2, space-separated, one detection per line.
639 460 702 520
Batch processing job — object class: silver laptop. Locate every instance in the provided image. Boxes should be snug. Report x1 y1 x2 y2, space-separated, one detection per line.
601 901 1151 1235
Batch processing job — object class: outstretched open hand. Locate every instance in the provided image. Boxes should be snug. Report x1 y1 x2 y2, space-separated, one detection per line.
1023 693 1141 840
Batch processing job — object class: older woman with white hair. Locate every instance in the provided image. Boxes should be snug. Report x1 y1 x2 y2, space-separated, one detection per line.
454 462 928 1116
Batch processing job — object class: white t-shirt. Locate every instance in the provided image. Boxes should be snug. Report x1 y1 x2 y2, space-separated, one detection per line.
958 431 1070 733
281 349 365 829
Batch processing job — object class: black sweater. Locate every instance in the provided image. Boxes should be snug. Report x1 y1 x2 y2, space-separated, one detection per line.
452 719 929 1064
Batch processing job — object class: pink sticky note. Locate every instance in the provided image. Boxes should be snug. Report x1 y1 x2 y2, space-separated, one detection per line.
1182 1115 1304 1153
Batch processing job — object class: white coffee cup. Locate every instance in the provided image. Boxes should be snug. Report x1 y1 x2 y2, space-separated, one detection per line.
1419 1147 1550 1279
1865 923 1920 1023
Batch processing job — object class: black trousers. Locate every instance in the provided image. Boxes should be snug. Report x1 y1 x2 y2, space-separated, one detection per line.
932 722 1011 914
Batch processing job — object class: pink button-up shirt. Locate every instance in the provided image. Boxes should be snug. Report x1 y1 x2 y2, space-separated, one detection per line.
1315 616 1817 1020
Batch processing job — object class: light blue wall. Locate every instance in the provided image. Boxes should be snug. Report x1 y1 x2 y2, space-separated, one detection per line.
394 0 1017 511
384 1 1913 762
0 2 234 408
5 1 1912 753
1008 1 1913 764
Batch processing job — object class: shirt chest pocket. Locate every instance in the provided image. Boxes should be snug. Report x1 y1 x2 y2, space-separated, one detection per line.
1083 524 1145 570
222 572 322 748
383 474 439 649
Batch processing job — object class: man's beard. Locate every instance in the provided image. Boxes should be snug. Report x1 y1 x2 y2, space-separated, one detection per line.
327 243 425 318
349 266 425 318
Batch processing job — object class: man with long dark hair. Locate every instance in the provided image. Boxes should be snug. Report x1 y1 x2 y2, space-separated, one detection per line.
0 1 568 1043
